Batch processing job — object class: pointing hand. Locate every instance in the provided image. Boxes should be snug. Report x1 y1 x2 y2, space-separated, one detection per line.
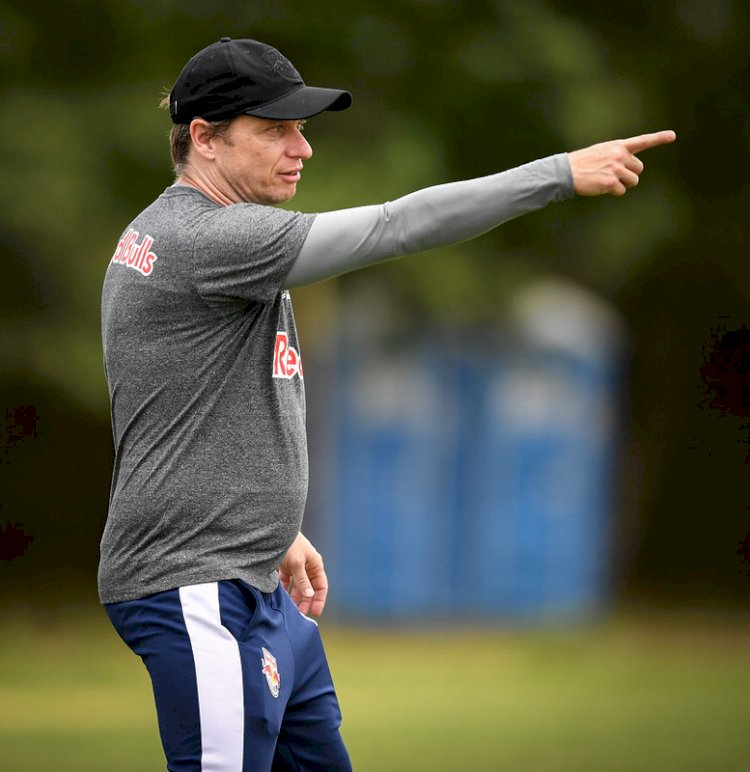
568 130 677 196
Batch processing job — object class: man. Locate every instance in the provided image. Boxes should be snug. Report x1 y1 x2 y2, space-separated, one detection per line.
99 36 675 772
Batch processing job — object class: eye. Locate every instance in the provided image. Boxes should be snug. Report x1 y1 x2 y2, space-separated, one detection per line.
297 120 307 133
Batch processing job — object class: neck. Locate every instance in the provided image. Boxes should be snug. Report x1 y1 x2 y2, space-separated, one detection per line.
175 169 237 206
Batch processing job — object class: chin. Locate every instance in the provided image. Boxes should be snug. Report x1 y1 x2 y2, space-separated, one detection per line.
252 185 295 205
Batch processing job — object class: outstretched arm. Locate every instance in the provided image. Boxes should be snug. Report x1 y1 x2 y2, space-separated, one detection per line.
285 153 572 287
284 130 676 288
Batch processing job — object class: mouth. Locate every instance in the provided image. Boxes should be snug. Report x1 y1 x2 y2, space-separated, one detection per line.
279 168 302 182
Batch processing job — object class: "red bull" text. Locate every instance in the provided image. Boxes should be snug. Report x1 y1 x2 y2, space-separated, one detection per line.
273 331 303 379
111 228 158 277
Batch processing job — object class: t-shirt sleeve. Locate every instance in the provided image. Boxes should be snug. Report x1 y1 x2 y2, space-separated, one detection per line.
192 203 316 306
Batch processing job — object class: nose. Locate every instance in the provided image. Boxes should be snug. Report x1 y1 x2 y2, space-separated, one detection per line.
290 127 313 160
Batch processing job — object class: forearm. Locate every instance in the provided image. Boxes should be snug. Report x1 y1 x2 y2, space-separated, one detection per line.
284 153 573 287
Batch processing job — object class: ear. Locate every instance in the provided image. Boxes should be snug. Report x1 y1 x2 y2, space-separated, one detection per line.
189 118 220 161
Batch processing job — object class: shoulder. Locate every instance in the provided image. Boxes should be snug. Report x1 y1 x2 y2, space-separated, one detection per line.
198 202 316 246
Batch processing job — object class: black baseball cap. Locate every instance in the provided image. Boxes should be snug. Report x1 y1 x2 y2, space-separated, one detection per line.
169 37 352 124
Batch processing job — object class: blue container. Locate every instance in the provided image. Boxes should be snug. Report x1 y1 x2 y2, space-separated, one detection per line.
318 320 620 623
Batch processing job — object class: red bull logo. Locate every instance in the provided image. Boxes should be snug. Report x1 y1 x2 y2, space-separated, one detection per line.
111 227 158 277
273 331 303 379
261 646 280 698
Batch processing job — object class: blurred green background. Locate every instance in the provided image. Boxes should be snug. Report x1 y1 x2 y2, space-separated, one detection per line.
2 1 750 769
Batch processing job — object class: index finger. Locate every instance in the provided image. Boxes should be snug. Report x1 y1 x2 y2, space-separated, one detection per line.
306 586 328 618
622 130 677 154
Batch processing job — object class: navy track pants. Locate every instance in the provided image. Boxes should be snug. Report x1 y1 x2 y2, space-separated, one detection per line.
106 579 352 771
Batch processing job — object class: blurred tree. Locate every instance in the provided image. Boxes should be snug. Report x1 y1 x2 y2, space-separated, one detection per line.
553 0 750 601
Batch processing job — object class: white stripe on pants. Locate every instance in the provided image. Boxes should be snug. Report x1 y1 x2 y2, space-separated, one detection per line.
179 583 244 771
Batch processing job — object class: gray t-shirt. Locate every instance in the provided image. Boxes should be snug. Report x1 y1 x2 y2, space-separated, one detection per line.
99 185 315 603
99 155 573 604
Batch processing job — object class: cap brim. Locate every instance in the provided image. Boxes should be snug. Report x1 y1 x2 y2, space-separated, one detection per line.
244 85 352 120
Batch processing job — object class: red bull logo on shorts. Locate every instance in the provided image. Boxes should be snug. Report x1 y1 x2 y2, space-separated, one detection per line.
261 646 281 698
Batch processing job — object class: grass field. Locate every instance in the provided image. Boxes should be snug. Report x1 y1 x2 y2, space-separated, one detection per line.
2 606 749 771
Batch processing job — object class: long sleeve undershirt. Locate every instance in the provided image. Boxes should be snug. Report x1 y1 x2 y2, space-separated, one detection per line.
284 153 574 288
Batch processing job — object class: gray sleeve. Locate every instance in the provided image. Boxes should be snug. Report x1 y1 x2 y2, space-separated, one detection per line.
284 153 574 288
